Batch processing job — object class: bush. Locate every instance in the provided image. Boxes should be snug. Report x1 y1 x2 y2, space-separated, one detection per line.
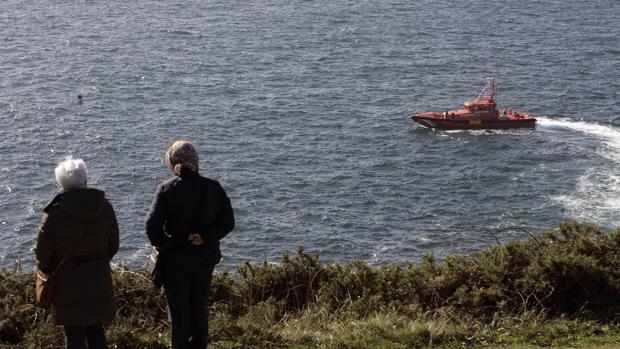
1 221 619 348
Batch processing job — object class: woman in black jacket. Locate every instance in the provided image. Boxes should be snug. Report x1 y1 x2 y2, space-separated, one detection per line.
146 140 234 349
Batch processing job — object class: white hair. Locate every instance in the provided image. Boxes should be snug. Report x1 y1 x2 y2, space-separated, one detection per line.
55 156 88 190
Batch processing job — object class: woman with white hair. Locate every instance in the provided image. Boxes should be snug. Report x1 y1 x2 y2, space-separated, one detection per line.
35 157 119 349
146 140 234 349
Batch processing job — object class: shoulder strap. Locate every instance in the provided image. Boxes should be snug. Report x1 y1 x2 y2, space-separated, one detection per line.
48 222 88 279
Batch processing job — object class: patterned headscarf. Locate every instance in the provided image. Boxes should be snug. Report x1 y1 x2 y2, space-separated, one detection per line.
165 140 199 175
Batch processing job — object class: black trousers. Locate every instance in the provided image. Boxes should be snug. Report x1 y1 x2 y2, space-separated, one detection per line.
163 266 214 349
63 325 107 349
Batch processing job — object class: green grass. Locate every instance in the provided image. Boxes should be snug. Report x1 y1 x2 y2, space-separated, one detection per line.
281 314 620 349
1 221 619 348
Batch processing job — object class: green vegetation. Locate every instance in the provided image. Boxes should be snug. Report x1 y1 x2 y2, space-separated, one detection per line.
1 221 619 348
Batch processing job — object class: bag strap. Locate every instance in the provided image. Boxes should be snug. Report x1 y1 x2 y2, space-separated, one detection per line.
48 222 88 279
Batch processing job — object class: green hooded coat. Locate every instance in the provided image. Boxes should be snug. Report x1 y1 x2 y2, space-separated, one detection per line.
35 188 119 326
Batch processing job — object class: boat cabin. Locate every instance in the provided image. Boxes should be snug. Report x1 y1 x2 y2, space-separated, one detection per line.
461 79 499 118
464 100 496 113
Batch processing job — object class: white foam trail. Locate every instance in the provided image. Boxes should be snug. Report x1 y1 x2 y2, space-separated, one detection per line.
539 117 620 226
537 116 620 150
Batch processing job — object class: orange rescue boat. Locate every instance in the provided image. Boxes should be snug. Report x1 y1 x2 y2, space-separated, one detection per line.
411 76 536 130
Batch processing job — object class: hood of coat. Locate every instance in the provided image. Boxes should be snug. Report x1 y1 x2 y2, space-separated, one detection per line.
45 188 106 221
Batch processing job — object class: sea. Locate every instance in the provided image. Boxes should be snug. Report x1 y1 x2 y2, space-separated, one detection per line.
1 0 619 270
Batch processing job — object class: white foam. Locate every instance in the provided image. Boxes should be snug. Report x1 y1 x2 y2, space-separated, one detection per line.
537 116 620 151
441 129 497 135
539 117 620 226
551 186 620 227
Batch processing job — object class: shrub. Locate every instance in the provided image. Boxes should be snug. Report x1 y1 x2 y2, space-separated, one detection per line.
1 221 619 347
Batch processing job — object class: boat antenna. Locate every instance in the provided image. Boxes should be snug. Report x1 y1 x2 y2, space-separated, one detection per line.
474 75 496 102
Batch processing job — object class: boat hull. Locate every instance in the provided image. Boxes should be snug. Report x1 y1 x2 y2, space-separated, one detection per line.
411 116 536 130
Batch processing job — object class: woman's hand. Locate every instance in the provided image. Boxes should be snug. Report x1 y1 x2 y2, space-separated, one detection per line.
187 233 204 246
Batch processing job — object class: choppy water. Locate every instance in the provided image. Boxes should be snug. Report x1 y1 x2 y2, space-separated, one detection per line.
1 0 619 270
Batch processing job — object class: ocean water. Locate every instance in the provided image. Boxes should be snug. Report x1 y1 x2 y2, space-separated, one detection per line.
1 0 619 270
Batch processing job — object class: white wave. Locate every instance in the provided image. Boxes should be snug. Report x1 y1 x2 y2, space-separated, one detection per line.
537 116 620 150
539 117 620 226
441 129 525 136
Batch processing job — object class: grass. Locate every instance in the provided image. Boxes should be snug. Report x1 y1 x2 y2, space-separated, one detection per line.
0 221 619 348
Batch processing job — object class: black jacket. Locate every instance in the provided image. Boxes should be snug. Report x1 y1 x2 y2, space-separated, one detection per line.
145 168 234 269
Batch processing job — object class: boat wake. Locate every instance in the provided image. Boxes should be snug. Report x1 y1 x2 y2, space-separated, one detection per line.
537 116 620 151
537 116 620 227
